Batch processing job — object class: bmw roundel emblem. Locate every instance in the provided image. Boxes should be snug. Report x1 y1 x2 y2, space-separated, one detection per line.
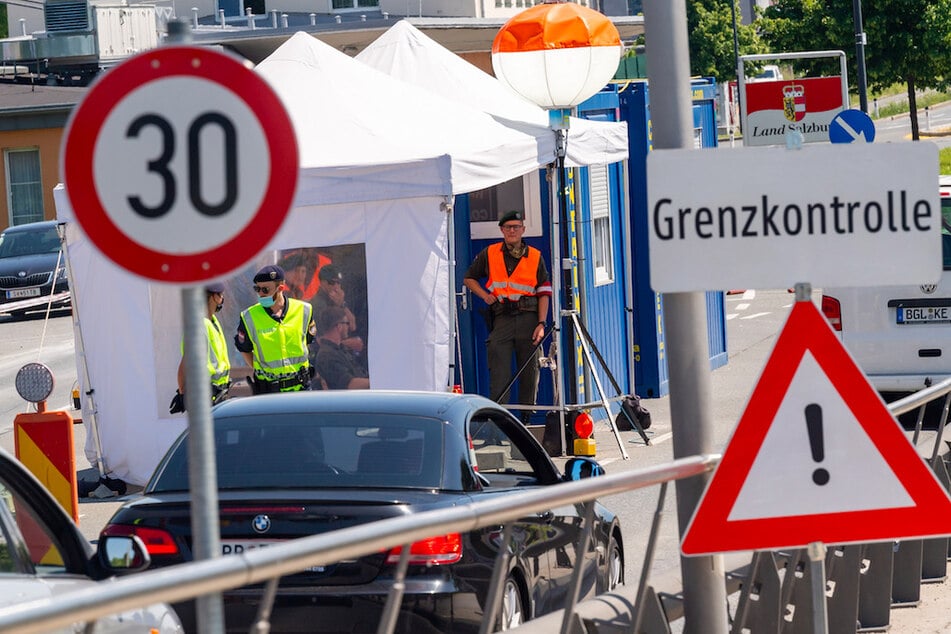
252 514 271 534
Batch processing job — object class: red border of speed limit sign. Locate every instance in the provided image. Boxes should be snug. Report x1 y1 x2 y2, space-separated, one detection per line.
62 46 298 283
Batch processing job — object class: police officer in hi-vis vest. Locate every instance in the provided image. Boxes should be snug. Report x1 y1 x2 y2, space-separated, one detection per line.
464 210 551 416
235 264 317 393
170 282 232 413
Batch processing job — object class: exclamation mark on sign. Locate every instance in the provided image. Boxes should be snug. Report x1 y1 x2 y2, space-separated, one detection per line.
805 403 830 486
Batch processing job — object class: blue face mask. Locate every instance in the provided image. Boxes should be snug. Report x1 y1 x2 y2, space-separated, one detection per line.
258 295 276 308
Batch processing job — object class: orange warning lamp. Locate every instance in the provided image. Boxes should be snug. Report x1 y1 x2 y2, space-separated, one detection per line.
573 411 596 456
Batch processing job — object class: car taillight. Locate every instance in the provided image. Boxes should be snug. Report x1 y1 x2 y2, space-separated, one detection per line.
821 295 842 332
102 524 180 556
385 533 462 566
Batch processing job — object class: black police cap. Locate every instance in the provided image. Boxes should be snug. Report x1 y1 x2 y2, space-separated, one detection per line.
498 210 523 226
253 264 285 283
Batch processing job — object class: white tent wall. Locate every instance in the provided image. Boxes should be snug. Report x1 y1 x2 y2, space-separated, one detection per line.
56 182 452 486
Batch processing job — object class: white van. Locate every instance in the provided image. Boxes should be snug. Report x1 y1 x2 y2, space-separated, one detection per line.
749 64 783 82
820 177 951 398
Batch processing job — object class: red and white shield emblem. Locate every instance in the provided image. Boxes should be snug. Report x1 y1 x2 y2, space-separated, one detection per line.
782 84 806 122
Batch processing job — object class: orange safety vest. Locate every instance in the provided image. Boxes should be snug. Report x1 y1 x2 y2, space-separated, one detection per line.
303 253 333 299
486 244 540 301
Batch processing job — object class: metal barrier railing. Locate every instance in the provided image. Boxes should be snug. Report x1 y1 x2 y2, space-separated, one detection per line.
3 380 948 634
0 454 719 634
513 377 951 634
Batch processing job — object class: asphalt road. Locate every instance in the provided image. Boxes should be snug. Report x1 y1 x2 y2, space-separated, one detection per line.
868 100 951 148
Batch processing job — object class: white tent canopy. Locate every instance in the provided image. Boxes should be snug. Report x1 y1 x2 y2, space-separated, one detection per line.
61 31 627 486
356 20 629 168
260 31 562 198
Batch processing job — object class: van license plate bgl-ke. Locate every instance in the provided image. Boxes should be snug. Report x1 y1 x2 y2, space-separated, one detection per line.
897 305 951 325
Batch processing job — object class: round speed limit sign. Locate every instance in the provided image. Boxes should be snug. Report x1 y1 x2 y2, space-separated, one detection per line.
62 46 298 283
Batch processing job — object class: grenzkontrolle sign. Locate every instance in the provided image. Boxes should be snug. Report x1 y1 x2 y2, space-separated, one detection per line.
646 143 941 292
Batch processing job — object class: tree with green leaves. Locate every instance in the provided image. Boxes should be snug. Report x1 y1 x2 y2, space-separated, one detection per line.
687 0 767 81
760 0 951 139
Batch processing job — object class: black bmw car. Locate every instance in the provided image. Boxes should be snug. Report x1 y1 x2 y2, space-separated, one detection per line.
102 390 623 633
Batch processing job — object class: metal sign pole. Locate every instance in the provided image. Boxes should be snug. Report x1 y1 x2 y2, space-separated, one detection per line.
642 0 729 632
808 541 830 634
166 21 225 634
182 285 225 634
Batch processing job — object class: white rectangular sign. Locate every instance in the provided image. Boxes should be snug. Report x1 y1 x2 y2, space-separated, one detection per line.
647 142 942 292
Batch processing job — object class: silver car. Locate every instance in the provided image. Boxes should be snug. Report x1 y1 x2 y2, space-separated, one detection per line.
0 448 183 633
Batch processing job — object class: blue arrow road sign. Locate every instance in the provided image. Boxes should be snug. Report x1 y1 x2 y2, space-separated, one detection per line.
829 109 876 144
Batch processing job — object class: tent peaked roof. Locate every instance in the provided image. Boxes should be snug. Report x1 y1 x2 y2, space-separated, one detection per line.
357 20 628 167
255 31 556 196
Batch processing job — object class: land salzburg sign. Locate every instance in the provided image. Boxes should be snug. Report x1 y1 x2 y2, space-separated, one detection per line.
744 77 845 146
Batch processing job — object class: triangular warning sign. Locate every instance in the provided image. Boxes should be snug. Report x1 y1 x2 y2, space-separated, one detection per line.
682 300 951 555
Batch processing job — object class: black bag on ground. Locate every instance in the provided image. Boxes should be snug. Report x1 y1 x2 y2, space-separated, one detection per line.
542 411 578 457
615 394 651 431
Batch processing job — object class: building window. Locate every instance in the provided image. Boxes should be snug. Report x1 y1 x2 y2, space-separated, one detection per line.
5 149 44 226
469 171 542 239
589 164 614 285
332 0 378 8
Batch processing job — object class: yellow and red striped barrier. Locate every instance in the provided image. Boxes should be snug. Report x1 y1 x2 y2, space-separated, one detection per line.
14 410 78 522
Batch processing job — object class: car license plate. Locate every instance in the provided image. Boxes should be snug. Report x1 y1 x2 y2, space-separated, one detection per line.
221 540 279 555
7 288 40 299
896 305 951 325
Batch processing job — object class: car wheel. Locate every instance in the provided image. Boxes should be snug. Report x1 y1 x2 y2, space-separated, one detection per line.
499 576 526 630
606 534 624 590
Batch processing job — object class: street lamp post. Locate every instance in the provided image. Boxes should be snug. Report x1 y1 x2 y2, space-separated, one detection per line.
852 0 869 112
492 0 623 444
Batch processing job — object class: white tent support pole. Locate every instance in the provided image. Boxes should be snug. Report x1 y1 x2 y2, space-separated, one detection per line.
619 159 637 391
444 196 460 391
57 222 106 478
548 158 567 457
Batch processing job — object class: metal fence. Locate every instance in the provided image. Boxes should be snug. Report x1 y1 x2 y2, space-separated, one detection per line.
1 378 948 634
516 377 951 634
0 454 719 634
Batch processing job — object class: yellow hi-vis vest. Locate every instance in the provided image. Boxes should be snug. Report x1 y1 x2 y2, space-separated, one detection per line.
240 298 312 381
486 244 541 301
206 315 231 388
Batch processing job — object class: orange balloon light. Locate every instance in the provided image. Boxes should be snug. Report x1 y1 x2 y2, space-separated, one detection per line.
492 2 622 110
574 411 594 439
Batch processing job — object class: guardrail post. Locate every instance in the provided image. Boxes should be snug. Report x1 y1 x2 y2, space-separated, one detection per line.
826 545 861 634
729 551 781 634
857 542 892 631
922 444 951 582
636 586 671 634
784 548 825 634
890 540 922 606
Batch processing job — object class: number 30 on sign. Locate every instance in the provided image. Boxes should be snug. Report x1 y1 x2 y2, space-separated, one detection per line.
61 46 298 284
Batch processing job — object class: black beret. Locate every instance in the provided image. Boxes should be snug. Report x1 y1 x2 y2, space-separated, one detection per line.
318 264 343 282
253 264 285 283
204 282 225 294
498 210 523 226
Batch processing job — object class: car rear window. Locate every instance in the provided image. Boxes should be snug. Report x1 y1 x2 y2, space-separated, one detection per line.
151 413 445 492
